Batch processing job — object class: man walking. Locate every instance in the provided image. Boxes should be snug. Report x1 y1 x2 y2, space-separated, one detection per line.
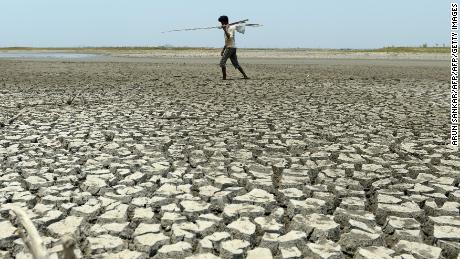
218 15 249 80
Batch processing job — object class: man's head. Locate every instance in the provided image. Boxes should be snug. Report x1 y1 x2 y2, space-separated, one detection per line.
218 15 229 25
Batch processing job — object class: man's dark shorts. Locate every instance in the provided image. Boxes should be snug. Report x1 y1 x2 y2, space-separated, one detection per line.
220 47 240 69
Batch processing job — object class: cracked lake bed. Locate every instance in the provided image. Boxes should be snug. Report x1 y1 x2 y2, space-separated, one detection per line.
0 55 458 258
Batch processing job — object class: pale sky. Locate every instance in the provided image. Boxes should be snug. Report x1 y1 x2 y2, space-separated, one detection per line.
0 0 450 49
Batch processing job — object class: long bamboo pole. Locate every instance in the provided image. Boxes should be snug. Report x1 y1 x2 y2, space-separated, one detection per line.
161 19 252 33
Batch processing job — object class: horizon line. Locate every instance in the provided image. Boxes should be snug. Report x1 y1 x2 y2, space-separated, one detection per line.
0 46 449 51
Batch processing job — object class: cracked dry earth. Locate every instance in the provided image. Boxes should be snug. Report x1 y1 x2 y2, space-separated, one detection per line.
0 59 458 259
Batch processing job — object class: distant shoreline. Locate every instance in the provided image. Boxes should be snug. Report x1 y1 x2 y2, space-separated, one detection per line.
0 46 450 54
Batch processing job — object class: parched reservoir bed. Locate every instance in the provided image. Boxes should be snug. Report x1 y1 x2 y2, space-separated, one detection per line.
0 58 458 259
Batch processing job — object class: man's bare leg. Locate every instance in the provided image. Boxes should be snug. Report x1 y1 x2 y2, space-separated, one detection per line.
237 67 249 79
221 67 227 80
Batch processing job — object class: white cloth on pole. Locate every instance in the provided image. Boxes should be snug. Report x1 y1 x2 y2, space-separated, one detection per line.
235 24 246 34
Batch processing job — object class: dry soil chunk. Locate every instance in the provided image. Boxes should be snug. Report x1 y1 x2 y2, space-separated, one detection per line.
233 189 276 209
247 247 273 259
223 203 265 220
383 216 420 233
279 246 303 259
354 246 395 259
133 233 170 253
180 200 210 214
155 241 192 258
220 239 250 259
82 176 107 195
103 250 146 259
198 232 231 253
185 253 220 259
287 198 327 217
278 231 307 248
99 204 129 223
86 234 125 254
394 240 442 259
133 223 161 236
338 229 384 254
227 217 256 240
254 216 284 233
290 213 340 241
375 202 423 224
0 221 18 248
304 239 343 259
433 225 460 242
48 216 84 238
132 207 155 223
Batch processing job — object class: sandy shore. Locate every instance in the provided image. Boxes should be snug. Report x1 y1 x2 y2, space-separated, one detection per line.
0 49 449 68
0 48 449 60
0 54 458 259
107 48 448 60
